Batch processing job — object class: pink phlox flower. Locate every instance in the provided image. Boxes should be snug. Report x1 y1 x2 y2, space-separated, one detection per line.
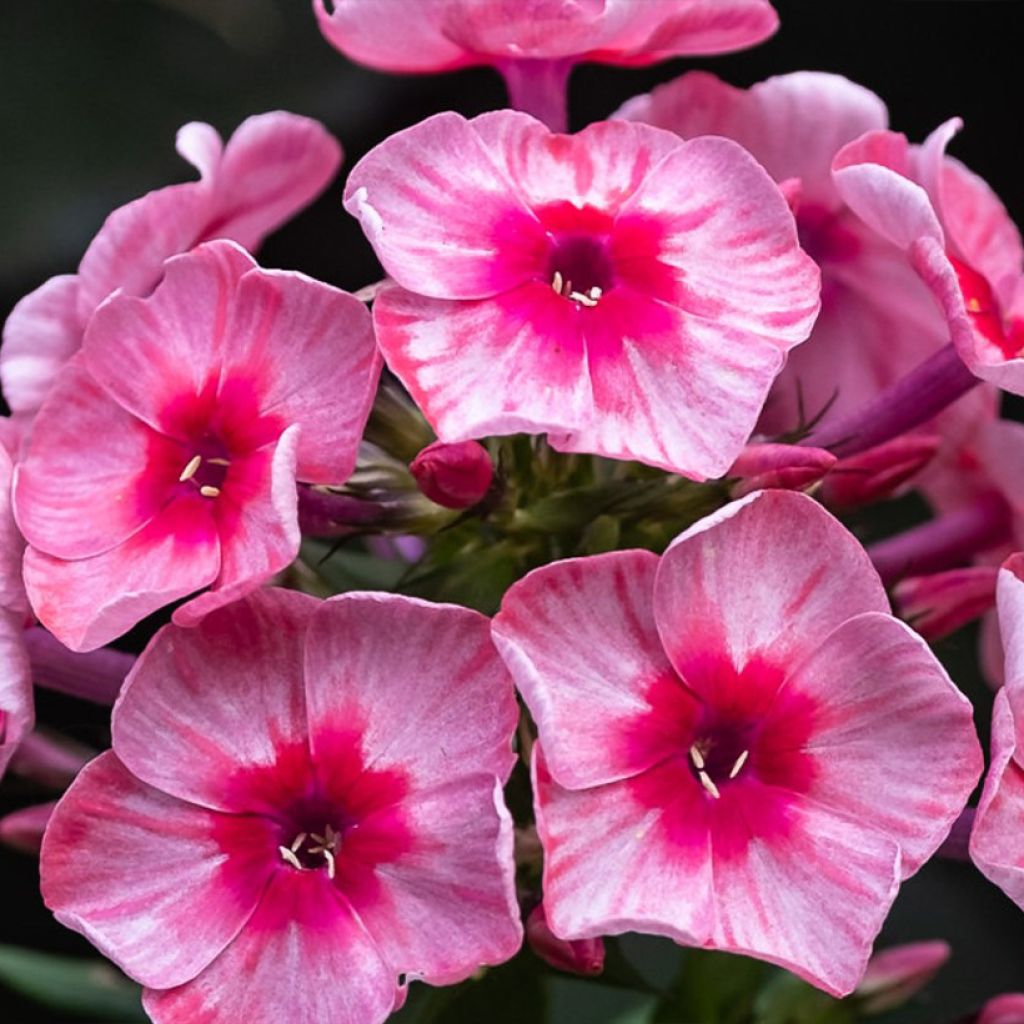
971 553 1024 911
492 489 981 996
314 0 777 74
617 70 995 442
1 112 342 420
345 110 819 480
40 588 522 1024
832 118 1024 394
14 240 381 652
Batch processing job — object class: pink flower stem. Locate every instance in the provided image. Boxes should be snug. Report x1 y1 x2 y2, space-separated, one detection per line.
498 58 572 133
803 342 977 457
936 807 974 861
24 627 134 705
867 495 1012 586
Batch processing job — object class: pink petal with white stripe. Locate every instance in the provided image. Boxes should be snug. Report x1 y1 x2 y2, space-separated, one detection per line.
41 751 275 989
493 550 694 789
113 588 317 814
143 869 398 1024
654 491 888 685
777 612 981 877
0 275 83 417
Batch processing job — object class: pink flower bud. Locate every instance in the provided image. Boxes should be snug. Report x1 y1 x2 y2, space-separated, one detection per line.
856 940 950 1014
9 730 94 789
526 903 604 977
978 994 1024 1024
729 443 836 499
0 801 56 854
894 566 998 641
820 435 940 508
410 441 494 509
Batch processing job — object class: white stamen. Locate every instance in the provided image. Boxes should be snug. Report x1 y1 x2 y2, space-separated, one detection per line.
588 286 603 300
290 832 308 853
310 832 327 846
323 848 337 880
179 455 202 482
570 291 598 307
199 485 221 498
688 744 706 770
698 771 721 800
729 750 749 779
206 457 231 466
279 846 303 870
551 270 564 295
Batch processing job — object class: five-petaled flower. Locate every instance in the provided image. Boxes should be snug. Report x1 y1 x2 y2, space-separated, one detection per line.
345 110 820 480
493 489 982 995
14 240 381 651
40 588 522 1024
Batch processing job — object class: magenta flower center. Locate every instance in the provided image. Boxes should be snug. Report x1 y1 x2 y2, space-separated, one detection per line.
279 822 342 879
547 234 616 306
176 438 232 499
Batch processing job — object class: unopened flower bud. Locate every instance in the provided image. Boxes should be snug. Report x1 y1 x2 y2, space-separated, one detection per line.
857 940 950 1014
410 441 494 509
894 567 998 641
977 994 1024 1024
10 730 94 789
526 903 604 977
0 801 56 854
820 435 940 508
729 443 835 498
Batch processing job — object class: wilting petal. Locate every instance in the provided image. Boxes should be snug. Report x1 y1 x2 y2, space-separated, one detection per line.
24 495 221 652
374 282 590 442
41 752 275 989
224 269 380 482
113 588 317 814
777 612 981 877
305 593 518 788
494 550 697 788
654 491 888 687
143 869 398 1024
0 275 83 416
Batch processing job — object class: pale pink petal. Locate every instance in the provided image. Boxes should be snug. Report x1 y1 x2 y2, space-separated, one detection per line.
0 609 33 778
348 776 522 986
616 71 887 207
175 122 224 182
224 269 380 482
999 556 1024 727
23 496 221 652
200 112 343 251
76 182 212 320
776 612 981 877
81 241 257 431
304 593 518 790
493 550 695 788
173 428 301 628
343 112 546 299
113 587 318 814
41 751 274 989
707 795 901 997
970 690 1024 911
615 135 821 344
0 447 26 614
0 275 83 416
550 289 788 478
534 750 715 947
14 359 166 559
373 282 591 441
470 112 683 213
143 870 397 1024
654 491 888 685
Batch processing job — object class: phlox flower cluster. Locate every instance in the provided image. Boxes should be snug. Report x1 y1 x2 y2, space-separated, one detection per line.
2 3 1024 1023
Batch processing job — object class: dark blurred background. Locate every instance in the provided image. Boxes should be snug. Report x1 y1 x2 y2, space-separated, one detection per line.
2 1 1023 1021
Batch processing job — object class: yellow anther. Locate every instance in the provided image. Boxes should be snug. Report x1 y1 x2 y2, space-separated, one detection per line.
729 750 749 779
179 455 202 482
199 486 221 498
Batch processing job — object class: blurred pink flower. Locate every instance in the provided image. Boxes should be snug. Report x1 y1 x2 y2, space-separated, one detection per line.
15 241 380 651
345 111 819 480
1 112 341 420
618 71 994 444
856 940 950 1014
493 490 981 996
41 588 522 1024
